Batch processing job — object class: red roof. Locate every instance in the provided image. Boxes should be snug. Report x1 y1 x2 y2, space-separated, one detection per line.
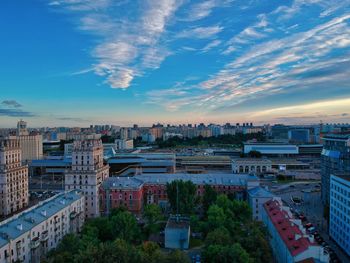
264 199 316 257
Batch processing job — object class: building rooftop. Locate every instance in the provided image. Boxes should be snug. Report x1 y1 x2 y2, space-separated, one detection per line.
102 173 258 190
0 190 83 248
232 158 272 163
166 216 190 230
331 174 350 183
248 186 274 198
263 199 317 257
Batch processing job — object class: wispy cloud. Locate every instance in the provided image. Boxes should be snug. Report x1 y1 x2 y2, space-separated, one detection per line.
176 25 223 39
0 109 35 117
147 2 350 119
1 100 22 108
51 0 182 89
201 39 222 52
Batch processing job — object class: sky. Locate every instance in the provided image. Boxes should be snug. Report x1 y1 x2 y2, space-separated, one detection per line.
1 0 350 127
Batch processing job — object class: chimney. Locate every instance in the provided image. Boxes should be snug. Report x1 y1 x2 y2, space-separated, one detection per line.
41 210 47 217
16 224 23 231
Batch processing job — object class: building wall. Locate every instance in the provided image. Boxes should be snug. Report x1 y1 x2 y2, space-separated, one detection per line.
0 139 29 216
232 159 272 174
321 136 350 204
0 191 84 263
65 140 109 218
165 227 190 250
329 175 350 256
248 194 272 221
100 182 246 214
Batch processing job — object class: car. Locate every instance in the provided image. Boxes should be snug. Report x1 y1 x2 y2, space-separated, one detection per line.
305 223 313 229
289 185 296 188
315 184 321 188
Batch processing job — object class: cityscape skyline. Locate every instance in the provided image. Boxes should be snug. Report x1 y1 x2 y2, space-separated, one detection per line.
1 0 350 127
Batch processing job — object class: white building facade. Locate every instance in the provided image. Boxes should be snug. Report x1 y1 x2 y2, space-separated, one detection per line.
0 190 84 263
65 139 109 218
247 186 274 221
262 198 329 263
329 174 350 256
0 139 29 216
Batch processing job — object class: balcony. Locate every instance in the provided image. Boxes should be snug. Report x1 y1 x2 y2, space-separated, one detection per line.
70 211 77 219
40 230 49 242
30 237 40 249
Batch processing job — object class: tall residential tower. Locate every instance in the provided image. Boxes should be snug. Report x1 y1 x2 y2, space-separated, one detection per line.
65 139 109 218
0 138 29 216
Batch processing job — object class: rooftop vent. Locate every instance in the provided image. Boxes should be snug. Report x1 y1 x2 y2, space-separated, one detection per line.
16 224 23 231
41 210 47 217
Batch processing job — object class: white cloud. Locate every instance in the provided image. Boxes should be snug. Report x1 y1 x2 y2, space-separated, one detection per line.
201 39 222 52
176 25 223 39
53 0 182 89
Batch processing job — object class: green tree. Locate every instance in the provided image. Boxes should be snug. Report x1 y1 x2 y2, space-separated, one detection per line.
205 227 231 246
165 250 190 263
248 150 262 158
203 243 252 263
207 205 226 230
139 241 166 263
166 180 197 215
111 210 141 242
202 185 217 213
143 204 163 234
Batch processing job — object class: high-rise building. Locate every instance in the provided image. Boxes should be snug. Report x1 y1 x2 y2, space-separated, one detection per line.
17 119 28 136
65 139 109 218
329 174 350 256
11 120 43 163
0 138 29 216
321 133 350 205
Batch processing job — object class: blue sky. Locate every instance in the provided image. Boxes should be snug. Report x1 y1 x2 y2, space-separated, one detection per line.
1 0 350 127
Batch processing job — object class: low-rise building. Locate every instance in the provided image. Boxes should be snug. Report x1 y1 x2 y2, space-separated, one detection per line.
0 190 84 263
262 198 329 263
329 174 350 256
248 186 274 221
165 216 190 250
232 158 272 174
100 173 258 214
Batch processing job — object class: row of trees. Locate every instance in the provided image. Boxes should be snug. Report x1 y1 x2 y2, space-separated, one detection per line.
156 133 266 148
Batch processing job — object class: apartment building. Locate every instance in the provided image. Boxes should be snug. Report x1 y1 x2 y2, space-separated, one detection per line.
262 198 329 263
65 139 109 218
329 174 350 256
321 133 350 205
0 190 84 263
0 138 29 217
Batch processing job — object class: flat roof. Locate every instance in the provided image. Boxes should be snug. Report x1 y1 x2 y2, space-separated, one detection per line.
248 186 274 198
102 173 258 189
0 190 83 248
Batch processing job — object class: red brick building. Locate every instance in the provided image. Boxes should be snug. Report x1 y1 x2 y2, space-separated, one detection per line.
99 173 258 214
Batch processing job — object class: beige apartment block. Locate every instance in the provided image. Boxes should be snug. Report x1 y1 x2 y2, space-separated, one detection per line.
0 138 29 217
65 139 109 218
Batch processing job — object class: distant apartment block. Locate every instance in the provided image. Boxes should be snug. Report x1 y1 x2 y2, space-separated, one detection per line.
0 190 84 263
0 138 29 217
329 174 350 256
262 198 329 263
65 140 109 218
321 133 350 204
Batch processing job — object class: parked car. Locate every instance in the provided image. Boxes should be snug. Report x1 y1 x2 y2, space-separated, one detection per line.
305 223 313 229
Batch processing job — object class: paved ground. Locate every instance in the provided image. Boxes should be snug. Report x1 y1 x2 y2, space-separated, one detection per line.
266 181 350 263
